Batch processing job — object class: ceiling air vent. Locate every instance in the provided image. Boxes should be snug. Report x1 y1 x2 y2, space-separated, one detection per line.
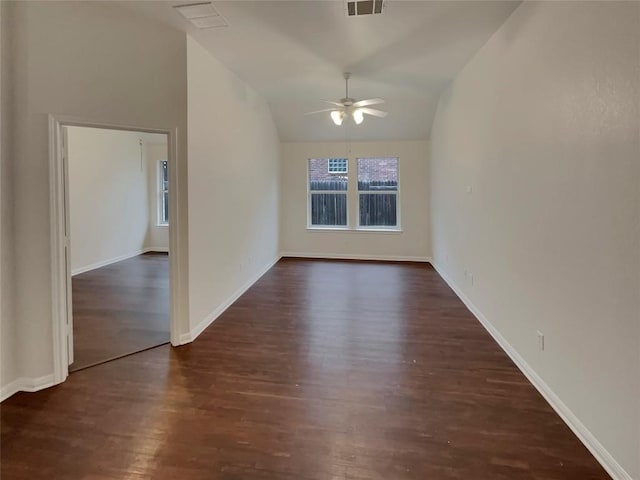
173 2 228 29
346 0 384 16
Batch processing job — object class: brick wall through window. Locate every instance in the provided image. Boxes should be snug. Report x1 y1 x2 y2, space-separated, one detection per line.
357 157 398 184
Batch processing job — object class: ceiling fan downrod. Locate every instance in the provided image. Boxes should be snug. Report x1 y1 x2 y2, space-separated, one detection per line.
344 72 351 100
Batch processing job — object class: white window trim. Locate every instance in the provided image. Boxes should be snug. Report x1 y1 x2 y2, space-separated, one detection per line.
307 158 349 228
356 157 401 231
157 159 169 226
307 227 403 234
306 157 401 231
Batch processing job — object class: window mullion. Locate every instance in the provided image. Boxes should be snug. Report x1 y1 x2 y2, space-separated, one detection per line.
347 156 357 228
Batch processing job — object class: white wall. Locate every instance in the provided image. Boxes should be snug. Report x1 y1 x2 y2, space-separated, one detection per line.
67 127 160 274
186 36 280 336
145 143 169 251
280 141 430 261
0 1 18 396
430 2 639 479
5 1 189 389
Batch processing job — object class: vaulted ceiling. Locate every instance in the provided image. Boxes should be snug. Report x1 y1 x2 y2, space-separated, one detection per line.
125 1 521 142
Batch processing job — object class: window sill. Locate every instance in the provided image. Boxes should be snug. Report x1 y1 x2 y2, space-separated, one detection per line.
307 227 402 234
355 228 403 234
306 226 350 232
156 223 169 227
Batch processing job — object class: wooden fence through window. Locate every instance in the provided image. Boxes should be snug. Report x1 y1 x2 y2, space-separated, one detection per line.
309 180 397 226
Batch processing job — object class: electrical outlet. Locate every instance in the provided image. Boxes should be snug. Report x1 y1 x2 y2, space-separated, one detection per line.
537 331 545 351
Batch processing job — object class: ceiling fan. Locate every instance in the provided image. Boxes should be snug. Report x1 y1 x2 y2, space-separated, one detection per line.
305 72 388 126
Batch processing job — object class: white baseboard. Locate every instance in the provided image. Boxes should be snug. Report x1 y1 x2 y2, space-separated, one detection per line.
71 247 169 276
178 255 282 345
145 247 169 253
280 252 431 263
430 260 633 480
0 374 57 403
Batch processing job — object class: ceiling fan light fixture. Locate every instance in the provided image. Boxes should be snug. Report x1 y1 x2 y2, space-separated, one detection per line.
331 110 345 126
353 109 364 125
305 73 386 125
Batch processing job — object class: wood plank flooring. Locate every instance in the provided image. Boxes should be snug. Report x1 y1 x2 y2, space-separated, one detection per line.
1 259 609 479
70 252 170 371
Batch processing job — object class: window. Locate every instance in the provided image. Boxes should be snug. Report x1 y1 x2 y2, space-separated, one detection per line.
357 157 398 228
158 160 169 225
327 158 348 174
308 158 348 227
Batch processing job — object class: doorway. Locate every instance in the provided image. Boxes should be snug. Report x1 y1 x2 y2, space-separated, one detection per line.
49 117 181 380
64 126 170 371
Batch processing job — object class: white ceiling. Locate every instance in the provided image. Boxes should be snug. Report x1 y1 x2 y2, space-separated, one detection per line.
124 1 521 142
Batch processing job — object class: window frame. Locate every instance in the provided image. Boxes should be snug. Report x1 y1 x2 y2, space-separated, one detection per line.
356 157 401 231
157 159 169 226
307 158 349 230
306 156 401 232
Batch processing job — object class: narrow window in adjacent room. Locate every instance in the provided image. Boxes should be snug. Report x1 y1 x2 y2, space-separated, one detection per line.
357 157 399 229
158 160 169 225
308 158 348 227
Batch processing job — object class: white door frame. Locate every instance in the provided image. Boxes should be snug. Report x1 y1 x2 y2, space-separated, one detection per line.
48 114 183 384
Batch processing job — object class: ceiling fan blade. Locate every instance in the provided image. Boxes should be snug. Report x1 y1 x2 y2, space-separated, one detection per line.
322 100 345 107
352 98 385 108
304 108 340 116
360 107 388 118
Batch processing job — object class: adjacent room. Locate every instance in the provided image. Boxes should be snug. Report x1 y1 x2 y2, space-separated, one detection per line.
65 126 170 371
0 2 638 480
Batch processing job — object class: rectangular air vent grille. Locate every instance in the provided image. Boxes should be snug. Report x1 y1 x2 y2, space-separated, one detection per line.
346 0 384 16
173 2 228 29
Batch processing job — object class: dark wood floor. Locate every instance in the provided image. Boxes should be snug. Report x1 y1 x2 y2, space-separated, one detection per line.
70 252 170 371
1 259 608 479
